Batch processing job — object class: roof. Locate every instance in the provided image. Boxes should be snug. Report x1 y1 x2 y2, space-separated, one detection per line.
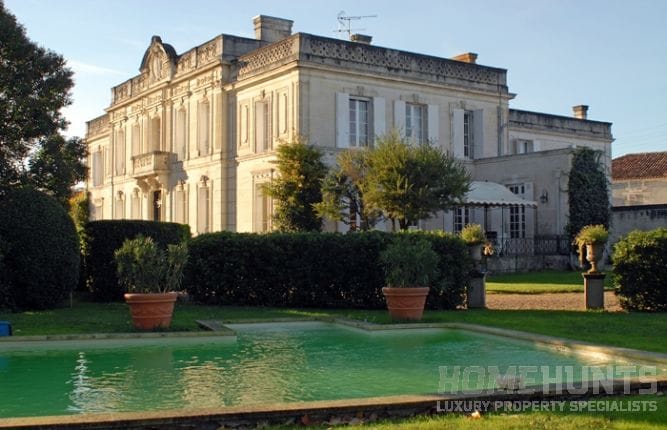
612 152 667 180
463 181 537 207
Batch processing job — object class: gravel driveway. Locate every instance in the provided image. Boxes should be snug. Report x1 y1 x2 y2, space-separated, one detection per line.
485 291 621 311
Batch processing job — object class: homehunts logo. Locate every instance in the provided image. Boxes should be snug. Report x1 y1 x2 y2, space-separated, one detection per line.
436 399 659 413
438 365 658 395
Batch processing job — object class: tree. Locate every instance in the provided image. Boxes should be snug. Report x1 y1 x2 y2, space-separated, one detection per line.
0 3 74 184
565 147 610 242
28 135 87 208
262 137 328 232
315 149 382 231
364 131 470 230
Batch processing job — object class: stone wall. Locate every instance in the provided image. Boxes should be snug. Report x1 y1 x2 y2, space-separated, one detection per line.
610 204 667 246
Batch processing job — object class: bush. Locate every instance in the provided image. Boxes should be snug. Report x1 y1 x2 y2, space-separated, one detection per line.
612 228 667 311
184 231 470 310
0 187 80 310
83 220 190 301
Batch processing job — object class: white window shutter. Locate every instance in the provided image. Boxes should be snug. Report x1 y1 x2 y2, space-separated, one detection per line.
373 97 385 140
473 109 484 159
393 100 406 134
452 108 464 158
427 104 439 145
533 140 540 152
335 92 349 148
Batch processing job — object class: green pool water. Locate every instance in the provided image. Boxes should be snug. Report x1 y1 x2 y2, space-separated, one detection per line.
0 322 661 418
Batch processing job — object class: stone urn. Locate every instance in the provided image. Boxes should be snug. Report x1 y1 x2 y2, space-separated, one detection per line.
469 244 483 262
585 243 605 274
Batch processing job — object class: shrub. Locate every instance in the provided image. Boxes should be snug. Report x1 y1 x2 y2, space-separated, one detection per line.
0 186 80 310
459 224 486 245
612 228 667 311
184 231 470 310
115 235 188 293
380 235 439 288
83 220 190 301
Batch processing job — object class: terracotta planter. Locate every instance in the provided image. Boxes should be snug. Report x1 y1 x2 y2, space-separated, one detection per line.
124 292 178 330
585 243 605 274
382 287 430 321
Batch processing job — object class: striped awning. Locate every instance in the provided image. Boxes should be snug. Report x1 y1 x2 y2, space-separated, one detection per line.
463 181 537 207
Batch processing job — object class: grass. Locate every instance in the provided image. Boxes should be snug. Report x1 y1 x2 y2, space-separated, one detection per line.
487 270 614 294
2 301 667 354
265 394 667 429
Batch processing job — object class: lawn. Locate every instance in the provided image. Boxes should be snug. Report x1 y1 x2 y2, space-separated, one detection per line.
486 270 614 294
2 301 667 354
265 394 667 430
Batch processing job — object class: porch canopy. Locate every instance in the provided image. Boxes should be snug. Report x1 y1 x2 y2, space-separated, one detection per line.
462 181 537 208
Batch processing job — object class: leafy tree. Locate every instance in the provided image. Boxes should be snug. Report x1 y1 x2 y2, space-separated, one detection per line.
262 136 328 232
0 3 74 185
28 135 87 208
315 149 382 231
364 131 470 230
565 147 610 242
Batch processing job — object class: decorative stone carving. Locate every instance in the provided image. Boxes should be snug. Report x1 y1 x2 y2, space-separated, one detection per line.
238 38 296 78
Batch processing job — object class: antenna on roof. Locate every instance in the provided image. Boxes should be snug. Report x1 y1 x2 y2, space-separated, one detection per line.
335 11 378 39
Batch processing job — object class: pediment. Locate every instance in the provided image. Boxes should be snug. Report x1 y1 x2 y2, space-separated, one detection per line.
140 36 178 84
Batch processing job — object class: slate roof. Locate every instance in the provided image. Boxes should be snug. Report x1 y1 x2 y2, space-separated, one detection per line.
612 151 667 180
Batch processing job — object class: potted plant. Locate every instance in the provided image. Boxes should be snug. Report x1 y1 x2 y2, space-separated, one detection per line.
379 235 439 321
459 224 486 261
575 224 608 274
114 235 188 330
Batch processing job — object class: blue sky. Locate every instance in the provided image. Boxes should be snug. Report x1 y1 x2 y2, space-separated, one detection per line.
5 0 666 157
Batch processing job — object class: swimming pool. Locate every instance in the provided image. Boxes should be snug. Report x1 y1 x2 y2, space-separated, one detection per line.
0 321 662 418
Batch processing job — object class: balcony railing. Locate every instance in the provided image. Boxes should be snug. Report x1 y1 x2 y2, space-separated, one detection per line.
131 151 171 179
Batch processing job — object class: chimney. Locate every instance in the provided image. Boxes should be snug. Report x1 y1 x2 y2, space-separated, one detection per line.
350 34 372 44
253 15 293 43
573 105 589 120
452 52 478 64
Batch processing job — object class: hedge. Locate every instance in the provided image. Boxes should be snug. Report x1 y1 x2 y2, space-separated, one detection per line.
183 231 471 309
0 187 80 310
612 228 667 311
83 220 190 301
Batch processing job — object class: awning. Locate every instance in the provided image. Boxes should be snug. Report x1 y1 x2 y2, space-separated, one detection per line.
462 181 537 207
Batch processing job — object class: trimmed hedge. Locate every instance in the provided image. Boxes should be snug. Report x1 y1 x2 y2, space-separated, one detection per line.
83 220 190 301
612 228 667 311
0 187 80 310
183 231 471 309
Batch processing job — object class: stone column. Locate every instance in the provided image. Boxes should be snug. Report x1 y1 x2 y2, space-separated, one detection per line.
467 272 486 309
583 273 605 309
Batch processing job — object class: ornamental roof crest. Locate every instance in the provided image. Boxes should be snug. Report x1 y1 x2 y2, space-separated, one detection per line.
140 36 178 84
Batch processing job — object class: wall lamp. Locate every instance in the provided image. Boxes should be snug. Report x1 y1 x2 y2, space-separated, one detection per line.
540 190 549 204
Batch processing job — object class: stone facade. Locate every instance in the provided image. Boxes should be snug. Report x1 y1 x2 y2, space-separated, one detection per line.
85 15 613 239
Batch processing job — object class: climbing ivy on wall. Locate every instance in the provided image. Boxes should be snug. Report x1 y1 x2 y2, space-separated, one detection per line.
565 147 611 242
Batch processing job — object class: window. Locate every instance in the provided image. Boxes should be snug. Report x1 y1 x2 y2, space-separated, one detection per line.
239 104 249 147
254 184 272 232
349 98 369 147
453 207 470 233
463 111 471 158
255 100 271 152
131 123 141 156
406 103 426 143
131 190 142 219
92 149 103 186
512 139 534 154
173 185 187 224
114 192 124 220
452 108 482 159
197 182 210 234
114 130 125 175
508 184 526 238
175 108 187 161
197 101 210 156
150 117 161 152
152 190 162 222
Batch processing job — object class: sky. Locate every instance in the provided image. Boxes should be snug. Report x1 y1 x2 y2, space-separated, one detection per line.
5 0 667 158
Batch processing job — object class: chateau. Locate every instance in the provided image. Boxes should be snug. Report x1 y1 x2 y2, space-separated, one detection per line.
85 15 613 242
